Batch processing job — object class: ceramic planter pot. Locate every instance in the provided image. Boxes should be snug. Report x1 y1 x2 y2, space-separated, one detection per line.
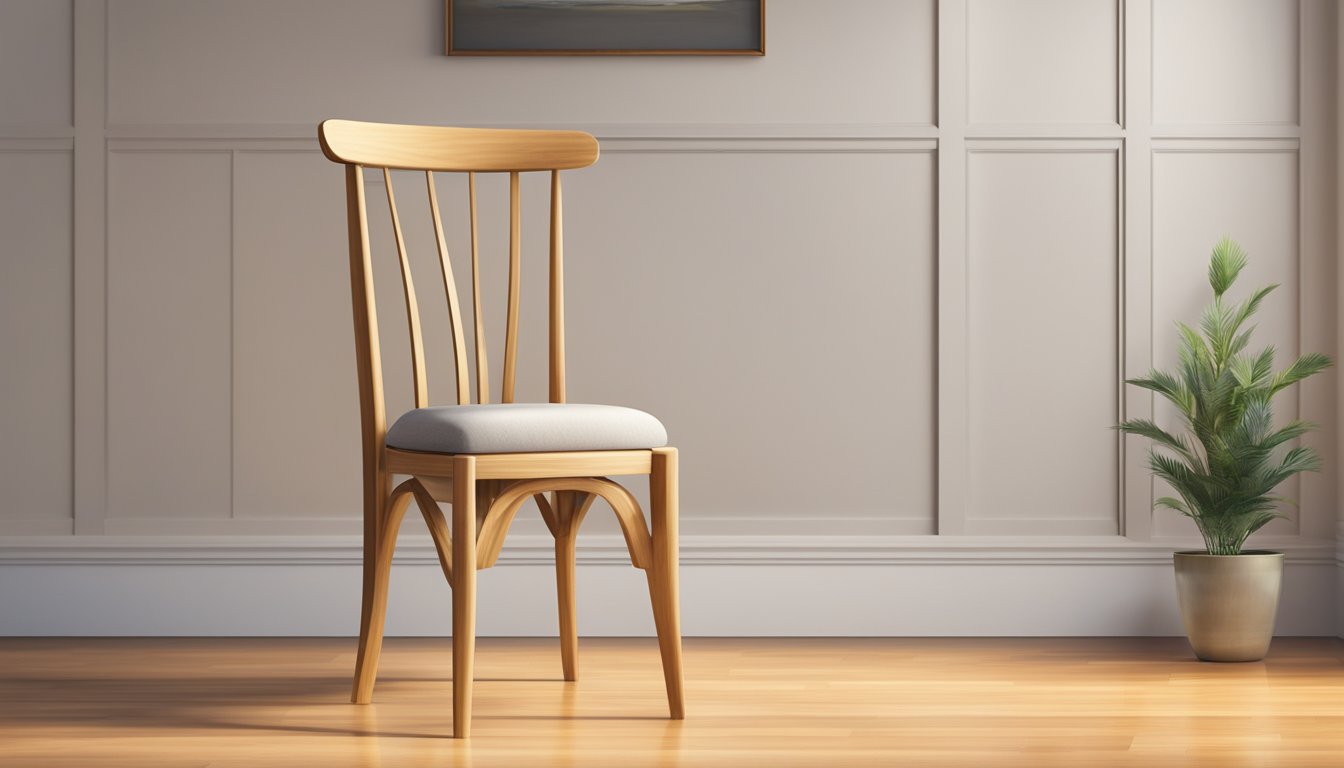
1173 551 1283 662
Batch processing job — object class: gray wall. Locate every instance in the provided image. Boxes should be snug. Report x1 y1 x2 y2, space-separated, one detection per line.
0 0 1339 636
1337 0 1344 639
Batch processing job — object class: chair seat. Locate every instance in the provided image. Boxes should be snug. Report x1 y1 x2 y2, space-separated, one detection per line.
385 403 668 455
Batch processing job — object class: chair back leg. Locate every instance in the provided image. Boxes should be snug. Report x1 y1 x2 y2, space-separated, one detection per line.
553 490 593 681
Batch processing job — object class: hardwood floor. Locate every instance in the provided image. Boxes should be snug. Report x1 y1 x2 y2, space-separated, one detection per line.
1 637 1342 767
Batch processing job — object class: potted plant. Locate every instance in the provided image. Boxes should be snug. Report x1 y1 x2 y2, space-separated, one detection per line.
1118 238 1332 662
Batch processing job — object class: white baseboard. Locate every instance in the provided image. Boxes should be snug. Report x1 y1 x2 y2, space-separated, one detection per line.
0 534 1337 637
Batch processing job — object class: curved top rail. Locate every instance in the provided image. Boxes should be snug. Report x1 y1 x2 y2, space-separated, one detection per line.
319 119 599 172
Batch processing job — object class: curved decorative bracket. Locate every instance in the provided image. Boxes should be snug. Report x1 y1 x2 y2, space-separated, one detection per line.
474 477 652 571
389 477 453 583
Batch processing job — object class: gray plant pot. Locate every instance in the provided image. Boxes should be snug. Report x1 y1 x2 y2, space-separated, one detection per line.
1173 551 1284 662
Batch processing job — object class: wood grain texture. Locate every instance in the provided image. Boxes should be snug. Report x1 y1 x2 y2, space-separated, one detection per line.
552 490 594 681
534 491 558 536
349 472 412 704
549 170 565 404
425 170 470 405
381 168 429 409
502 170 521 404
325 123 681 737
402 477 452 583
467 171 489 404
471 477 650 571
451 455 478 739
648 447 685 719
3 637 1342 767
346 163 390 705
384 448 654 480
319 120 599 172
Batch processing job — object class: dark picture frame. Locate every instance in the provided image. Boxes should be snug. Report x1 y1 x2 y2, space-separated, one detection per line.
445 0 765 56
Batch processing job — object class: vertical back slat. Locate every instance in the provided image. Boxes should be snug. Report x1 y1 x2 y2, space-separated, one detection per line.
426 171 471 405
346 164 386 451
502 171 522 403
382 168 429 409
468 172 489 404
549 171 565 404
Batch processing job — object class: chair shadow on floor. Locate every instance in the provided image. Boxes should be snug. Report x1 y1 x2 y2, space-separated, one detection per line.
0 669 662 741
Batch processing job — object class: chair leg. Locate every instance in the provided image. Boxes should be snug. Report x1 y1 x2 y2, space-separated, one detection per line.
351 475 411 704
451 456 478 739
555 492 580 682
647 448 685 720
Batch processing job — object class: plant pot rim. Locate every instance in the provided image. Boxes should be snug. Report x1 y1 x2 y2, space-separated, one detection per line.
1173 550 1283 558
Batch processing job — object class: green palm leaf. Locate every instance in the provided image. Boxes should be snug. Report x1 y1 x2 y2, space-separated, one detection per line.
1118 239 1332 555
1271 352 1332 394
1208 237 1248 297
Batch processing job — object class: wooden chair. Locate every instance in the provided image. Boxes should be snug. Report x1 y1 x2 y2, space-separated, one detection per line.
318 119 685 738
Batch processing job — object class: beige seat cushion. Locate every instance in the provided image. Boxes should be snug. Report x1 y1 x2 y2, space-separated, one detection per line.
385 403 668 455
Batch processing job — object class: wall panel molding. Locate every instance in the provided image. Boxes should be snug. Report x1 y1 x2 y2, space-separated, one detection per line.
71 0 107 535
0 533 1335 567
105 133 938 155
88 516 932 539
1120 0 1154 539
1150 124 1303 139
1151 0 1300 127
0 0 74 130
105 0 936 127
105 150 233 523
0 139 74 152
0 534 1335 636
99 140 937 539
0 128 76 141
1127 0 1335 542
962 143 1123 535
103 123 942 141
966 0 1124 128
3 0 1338 636
1150 139 1301 153
0 150 74 535
936 0 970 535
1149 145 1309 538
1297 0 1338 541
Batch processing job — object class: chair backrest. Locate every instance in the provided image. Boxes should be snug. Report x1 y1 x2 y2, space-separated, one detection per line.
319 119 600 452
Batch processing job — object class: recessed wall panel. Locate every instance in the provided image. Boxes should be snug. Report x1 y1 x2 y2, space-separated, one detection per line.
107 152 233 519
968 0 1118 125
1153 0 1298 125
966 149 1119 533
0 152 73 530
231 152 360 519
0 0 72 127
1151 150 1300 538
562 150 937 531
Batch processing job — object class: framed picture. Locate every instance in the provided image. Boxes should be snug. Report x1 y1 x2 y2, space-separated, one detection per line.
445 0 765 56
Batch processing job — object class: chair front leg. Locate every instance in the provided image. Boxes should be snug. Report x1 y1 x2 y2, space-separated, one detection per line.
647 447 685 719
451 456 479 738
352 472 411 704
